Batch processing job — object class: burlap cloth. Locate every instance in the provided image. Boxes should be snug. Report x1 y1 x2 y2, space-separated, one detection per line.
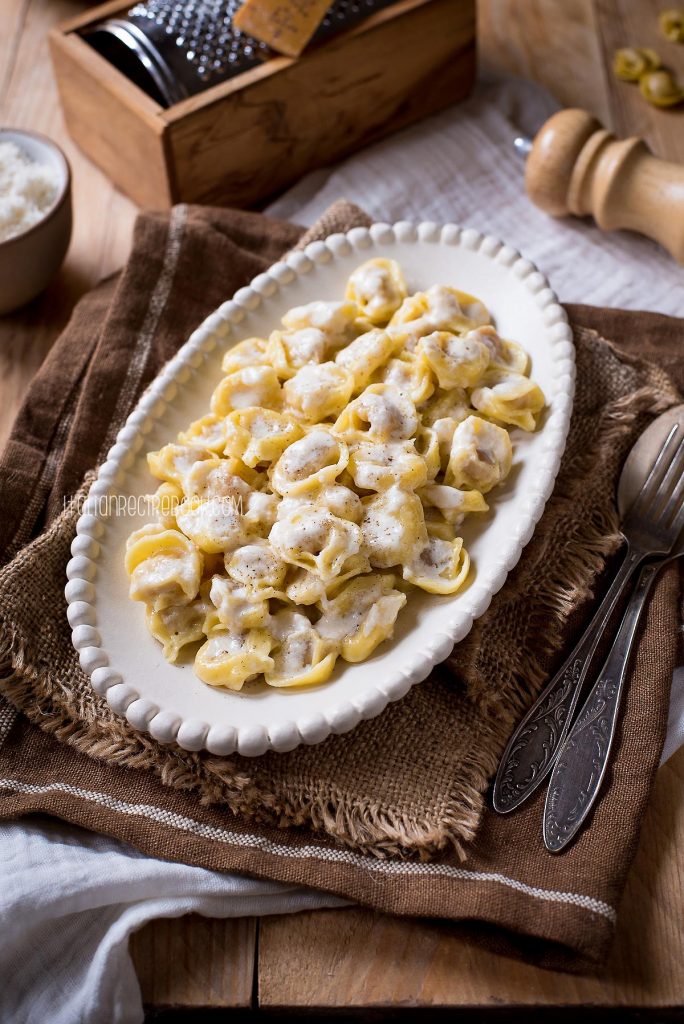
0 201 682 972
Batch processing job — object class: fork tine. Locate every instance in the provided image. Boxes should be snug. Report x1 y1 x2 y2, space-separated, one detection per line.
628 424 680 522
626 421 679 524
662 465 684 533
671 495 684 544
651 434 684 523
667 493 684 541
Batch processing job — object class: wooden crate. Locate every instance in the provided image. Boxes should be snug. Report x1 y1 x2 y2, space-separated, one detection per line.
49 0 476 209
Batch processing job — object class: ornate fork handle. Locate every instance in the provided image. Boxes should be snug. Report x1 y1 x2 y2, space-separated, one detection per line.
492 546 643 814
543 560 660 852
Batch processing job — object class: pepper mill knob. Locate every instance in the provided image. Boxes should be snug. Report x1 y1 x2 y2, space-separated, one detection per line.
525 107 684 263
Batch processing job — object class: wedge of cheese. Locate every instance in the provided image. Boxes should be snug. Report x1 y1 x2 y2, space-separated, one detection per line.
233 0 331 58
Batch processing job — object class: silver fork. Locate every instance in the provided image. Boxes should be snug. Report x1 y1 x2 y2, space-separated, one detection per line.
493 423 684 815
543 425 684 851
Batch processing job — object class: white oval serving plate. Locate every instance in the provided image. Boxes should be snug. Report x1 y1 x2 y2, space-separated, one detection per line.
66 222 575 757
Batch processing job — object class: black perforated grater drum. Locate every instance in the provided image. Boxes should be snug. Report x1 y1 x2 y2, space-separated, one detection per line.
82 0 399 108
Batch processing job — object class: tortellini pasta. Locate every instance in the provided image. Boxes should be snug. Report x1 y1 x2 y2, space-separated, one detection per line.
347 439 427 491
195 629 274 689
175 494 249 553
211 365 282 415
269 507 362 582
345 258 407 325
470 369 546 432
316 574 407 663
417 330 490 389
126 524 202 611
283 362 353 422
361 486 428 569
270 430 349 496
265 610 337 687
403 535 470 595
223 407 303 467
146 584 212 662
334 328 398 391
388 284 490 352
445 415 513 493
126 259 545 692
333 383 418 442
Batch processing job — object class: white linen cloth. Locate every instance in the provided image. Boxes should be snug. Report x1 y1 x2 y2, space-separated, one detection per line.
2 75 683 1024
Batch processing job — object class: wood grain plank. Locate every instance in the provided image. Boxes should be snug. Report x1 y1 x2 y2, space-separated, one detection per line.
0 0 30 106
593 0 684 162
130 915 256 1009
478 0 611 126
258 747 684 1009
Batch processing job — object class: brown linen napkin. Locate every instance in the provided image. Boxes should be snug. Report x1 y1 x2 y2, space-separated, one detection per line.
0 201 681 972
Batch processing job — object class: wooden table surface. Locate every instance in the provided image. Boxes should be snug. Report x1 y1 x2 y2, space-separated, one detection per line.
2 0 684 1017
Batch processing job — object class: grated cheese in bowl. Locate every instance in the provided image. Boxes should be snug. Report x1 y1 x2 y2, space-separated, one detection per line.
0 141 60 243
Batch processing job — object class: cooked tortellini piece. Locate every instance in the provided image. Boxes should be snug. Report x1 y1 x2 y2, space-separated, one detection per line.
266 327 328 379
333 384 418 442
221 336 269 375
317 574 407 662
375 356 435 405
147 443 214 487
211 365 282 415
345 258 407 325
281 299 363 348
175 494 249 554
414 427 441 482
184 457 253 501
147 481 182 529
445 415 513 493
347 439 427 491
361 486 428 570
195 629 274 689
265 610 337 687
419 483 489 525
389 284 490 352
403 535 470 595
334 329 398 391
465 325 528 375
270 430 348 496
208 575 271 630
242 488 279 536
177 414 230 452
283 362 353 422
270 507 362 583
126 524 202 611
278 483 363 523
223 407 303 467
225 541 287 598
127 260 544 691
470 370 546 432
146 585 213 662
417 330 490 389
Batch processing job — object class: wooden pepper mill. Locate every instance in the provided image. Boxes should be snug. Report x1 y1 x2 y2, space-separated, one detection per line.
524 108 684 263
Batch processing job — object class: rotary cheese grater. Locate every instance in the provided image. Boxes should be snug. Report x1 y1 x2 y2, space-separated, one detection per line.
82 0 399 108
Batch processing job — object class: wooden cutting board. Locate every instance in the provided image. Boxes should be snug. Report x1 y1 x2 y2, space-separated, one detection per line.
593 0 684 163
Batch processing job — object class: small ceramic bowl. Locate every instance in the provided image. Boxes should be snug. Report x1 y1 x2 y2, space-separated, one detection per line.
0 128 72 315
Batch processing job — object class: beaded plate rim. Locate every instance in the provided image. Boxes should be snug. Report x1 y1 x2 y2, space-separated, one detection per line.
65 221 575 757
